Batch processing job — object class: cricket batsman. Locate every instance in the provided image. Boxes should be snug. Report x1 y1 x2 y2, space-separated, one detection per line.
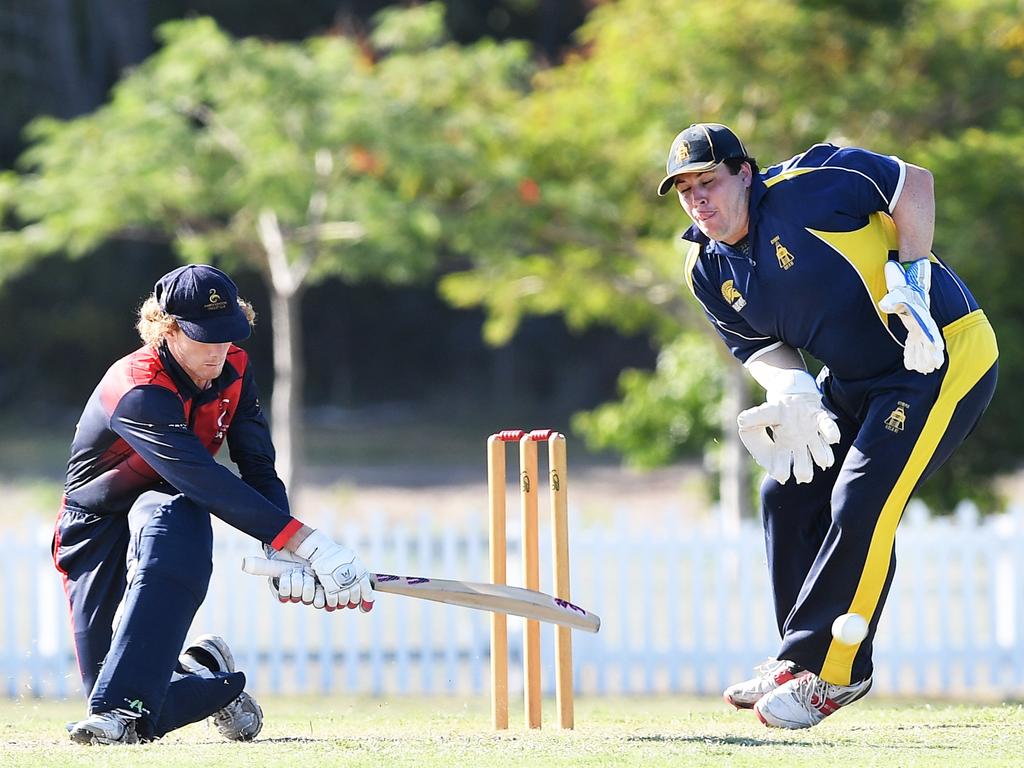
657 123 997 727
53 264 375 744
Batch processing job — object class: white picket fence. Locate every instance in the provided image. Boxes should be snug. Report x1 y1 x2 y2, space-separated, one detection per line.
5 501 1024 700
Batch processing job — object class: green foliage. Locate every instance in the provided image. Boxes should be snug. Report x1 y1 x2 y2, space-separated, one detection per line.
371 3 447 51
0 7 533 287
571 333 724 467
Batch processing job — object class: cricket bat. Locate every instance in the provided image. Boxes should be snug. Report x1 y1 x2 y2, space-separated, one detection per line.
241 556 601 633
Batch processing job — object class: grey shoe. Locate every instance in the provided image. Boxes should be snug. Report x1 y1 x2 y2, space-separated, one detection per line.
68 709 140 745
180 633 263 741
212 690 263 741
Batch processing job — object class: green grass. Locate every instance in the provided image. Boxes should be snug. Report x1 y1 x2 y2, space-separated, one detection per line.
4 695 1023 767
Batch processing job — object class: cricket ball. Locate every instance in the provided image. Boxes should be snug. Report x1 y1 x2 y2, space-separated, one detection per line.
831 612 869 645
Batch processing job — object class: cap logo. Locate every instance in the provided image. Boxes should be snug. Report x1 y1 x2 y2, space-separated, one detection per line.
675 140 691 165
205 288 227 312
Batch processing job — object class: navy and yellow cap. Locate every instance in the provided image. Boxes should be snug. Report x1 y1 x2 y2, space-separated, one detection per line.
155 264 251 343
657 123 749 196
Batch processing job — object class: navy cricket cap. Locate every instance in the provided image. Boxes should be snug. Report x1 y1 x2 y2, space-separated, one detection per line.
657 123 749 196
154 264 251 343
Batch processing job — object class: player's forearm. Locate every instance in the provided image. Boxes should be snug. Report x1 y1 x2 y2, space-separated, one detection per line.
744 344 809 393
892 164 935 263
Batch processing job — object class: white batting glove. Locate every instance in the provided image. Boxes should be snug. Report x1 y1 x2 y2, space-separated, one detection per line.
293 529 375 612
878 258 945 374
738 371 841 484
261 545 327 609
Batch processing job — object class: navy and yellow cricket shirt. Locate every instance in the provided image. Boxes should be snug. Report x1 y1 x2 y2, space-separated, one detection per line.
682 144 980 380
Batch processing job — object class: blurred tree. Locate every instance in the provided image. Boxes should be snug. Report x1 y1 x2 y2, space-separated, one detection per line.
441 0 1024 513
0 4 532 495
914 129 1024 507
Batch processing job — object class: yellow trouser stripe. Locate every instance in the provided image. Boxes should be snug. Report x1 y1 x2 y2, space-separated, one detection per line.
819 310 998 684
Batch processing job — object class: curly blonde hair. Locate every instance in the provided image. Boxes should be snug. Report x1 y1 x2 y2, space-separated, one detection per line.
136 295 257 346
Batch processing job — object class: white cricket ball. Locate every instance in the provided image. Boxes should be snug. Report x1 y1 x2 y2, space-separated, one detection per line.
831 612 869 645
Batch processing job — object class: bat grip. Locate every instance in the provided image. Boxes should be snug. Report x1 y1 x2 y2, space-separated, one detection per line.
242 556 380 588
242 556 297 578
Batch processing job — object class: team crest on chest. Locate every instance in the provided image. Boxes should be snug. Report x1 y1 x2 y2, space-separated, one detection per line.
214 398 232 441
771 235 795 270
721 280 747 311
884 401 909 433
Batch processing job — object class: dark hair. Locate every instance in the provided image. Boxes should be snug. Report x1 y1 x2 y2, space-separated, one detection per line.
724 156 759 175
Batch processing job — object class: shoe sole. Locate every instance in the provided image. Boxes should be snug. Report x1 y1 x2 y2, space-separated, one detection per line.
723 692 756 710
68 726 138 745
754 707 770 728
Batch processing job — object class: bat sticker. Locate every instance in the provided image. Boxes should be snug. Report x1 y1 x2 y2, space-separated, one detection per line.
554 598 586 615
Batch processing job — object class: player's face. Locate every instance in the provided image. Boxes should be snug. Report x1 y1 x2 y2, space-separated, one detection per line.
674 162 752 245
166 329 232 389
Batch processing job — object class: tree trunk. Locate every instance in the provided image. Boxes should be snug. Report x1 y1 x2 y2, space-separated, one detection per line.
257 187 361 509
719 362 754 531
269 286 305 501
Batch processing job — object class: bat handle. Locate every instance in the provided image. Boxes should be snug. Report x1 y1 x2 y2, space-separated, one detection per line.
241 556 295 578
241 556 380 589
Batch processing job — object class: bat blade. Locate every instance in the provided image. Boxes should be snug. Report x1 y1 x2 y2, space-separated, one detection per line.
242 556 600 633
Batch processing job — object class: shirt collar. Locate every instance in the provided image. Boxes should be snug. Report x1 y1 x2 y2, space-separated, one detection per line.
158 340 240 401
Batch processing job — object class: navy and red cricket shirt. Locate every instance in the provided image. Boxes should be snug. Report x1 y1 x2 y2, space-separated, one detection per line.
64 340 301 549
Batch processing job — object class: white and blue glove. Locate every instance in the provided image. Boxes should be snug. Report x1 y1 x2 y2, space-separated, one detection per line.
878 258 945 374
737 370 841 485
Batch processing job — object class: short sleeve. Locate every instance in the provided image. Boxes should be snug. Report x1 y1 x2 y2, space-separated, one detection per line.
819 146 906 215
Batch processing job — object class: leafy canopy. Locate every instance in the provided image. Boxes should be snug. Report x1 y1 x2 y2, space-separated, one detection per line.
0 6 533 288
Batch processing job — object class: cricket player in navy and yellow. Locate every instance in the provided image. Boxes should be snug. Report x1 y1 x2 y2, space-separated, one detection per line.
658 123 997 728
53 264 376 745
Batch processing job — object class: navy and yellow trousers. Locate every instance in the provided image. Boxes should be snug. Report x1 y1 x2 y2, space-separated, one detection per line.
763 311 998 685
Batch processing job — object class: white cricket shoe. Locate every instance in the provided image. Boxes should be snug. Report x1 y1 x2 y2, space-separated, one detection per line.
754 672 873 729
68 709 140 745
723 658 808 709
180 633 264 741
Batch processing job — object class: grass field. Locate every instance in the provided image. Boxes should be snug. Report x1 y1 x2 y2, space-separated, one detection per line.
4 695 1023 767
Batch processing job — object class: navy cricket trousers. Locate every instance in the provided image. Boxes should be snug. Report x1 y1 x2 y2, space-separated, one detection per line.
762 311 998 686
53 487 244 739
